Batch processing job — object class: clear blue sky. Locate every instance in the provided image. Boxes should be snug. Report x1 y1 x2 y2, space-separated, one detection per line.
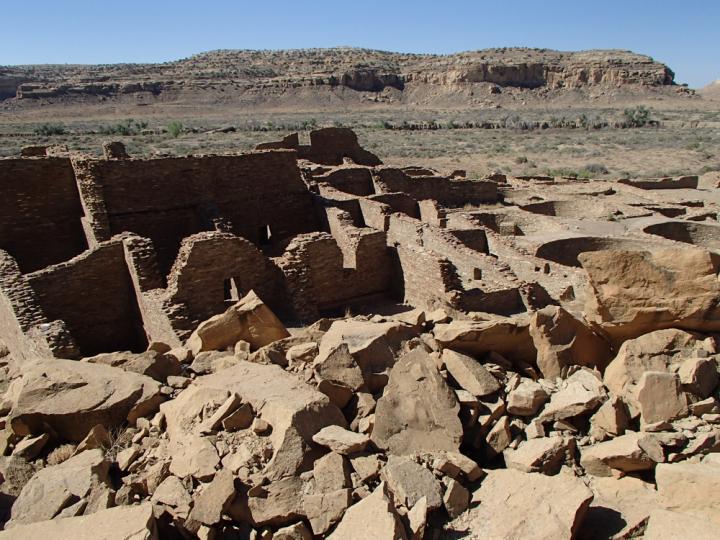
2 0 718 88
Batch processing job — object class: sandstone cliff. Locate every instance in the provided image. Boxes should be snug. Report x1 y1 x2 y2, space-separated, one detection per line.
0 47 677 106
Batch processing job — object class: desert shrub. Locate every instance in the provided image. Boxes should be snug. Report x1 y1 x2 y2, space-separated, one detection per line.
167 121 184 138
34 123 66 136
46 444 76 465
623 106 652 128
514 156 529 164
99 119 148 136
581 163 609 176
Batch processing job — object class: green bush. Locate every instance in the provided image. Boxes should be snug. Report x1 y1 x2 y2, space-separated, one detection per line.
34 123 66 136
623 106 652 128
99 119 148 136
167 121 184 138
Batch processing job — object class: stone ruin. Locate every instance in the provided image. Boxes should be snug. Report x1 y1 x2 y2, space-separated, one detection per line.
0 128 719 538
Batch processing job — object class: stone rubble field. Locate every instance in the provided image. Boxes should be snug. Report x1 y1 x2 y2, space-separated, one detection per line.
0 129 719 539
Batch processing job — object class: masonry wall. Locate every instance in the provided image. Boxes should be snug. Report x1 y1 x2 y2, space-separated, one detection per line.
0 158 88 273
25 241 147 356
315 167 375 196
395 244 462 311
72 151 320 276
373 168 498 206
163 232 286 335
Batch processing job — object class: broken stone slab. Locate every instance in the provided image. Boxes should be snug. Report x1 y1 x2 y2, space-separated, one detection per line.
11 433 48 460
441 349 500 397
274 521 313 540
580 432 661 477
503 436 569 475
313 342 365 392
454 468 593 539
539 368 606 422
506 378 549 416
83 349 181 383
381 455 443 510
371 347 462 455
168 435 220 481
529 305 612 379
7 449 110 527
150 475 192 519
485 415 512 459
644 508 717 540
170 361 346 480
315 319 420 392
8 358 162 442
636 371 689 426
186 290 290 355
187 469 236 526
244 476 306 527
603 328 711 416
579 248 720 344
0 502 157 540
433 315 537 366
314 451 352 492
443 478 469 519
327 482 408 540
678 356 719 398
286 342 319 366
655 460 720 524
578 475 658 540
303 488 352 535
589 395 630 440
312 425 369 455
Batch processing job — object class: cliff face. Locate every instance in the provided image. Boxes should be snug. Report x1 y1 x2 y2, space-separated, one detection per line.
0 47 675 103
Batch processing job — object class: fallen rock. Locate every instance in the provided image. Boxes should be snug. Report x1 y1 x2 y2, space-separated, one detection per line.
655 460 720 523
589 396 630 439
169 361 346 480
371 348 463 455
186 290 290 354
11 433 48 460
529 305 612 379
315 319 419 392
454 469 592 539
381 456 443 510
485 415 512 459
636 371 688 426
503 436 569 475
303 488 352 535
274 522 313 540
539 368 606 422
443 478 469 519
9 359 162 442
313 451 351 492
603 328 710 415
433 316 537 366
578 475 658 540
0 503 157 539
678 357 719 398
84 350 181 382
188 469 236 526
312 425 369 455
313 342 365 392
580 432 660 476
441 349 500 397
327 482 408 540
644 509 717 540
245 476 305 527
150 475 192 519
579 249 720 344
8 449 110 527
506 378 548 416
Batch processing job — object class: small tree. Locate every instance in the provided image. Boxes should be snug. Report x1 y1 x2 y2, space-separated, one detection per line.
623 106 652 128
167 121 183 138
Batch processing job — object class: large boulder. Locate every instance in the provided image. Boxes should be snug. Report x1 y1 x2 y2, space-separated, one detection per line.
8 359 162 442
186 290 290 354
434 316 537 366
327 482 407 540
454 469 593 539
0 503 157 539
580 432 660 477
163 361 346 480
655 460 720 524
7 449 110 527
603 329 712 416
644 509 717 540
579 249 720 344
315 319 419 392
538 369 606 422
529 305 612 379
371 348 463 455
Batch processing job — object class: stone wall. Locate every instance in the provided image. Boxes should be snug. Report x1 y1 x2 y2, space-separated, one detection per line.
373 168 498 206
0 158 88 273
72 151 320 275
25 240 147 356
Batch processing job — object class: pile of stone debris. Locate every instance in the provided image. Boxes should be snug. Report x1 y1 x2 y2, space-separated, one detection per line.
0 250 718 539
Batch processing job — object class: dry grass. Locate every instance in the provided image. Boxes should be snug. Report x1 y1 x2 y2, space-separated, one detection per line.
46 444 76 466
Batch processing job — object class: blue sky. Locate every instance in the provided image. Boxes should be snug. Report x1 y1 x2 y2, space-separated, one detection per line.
2 1 718 88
